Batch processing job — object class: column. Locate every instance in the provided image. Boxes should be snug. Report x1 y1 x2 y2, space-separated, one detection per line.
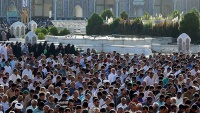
0 0 2 17
129 0 131 16
115 0 119 17
173 0 177 11
186 0 188 12
68 0 69 18
29 0 32 21
94 0 96 13
54 0 57 20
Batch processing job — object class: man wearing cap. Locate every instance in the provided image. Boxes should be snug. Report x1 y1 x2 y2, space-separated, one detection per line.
13 103 23 113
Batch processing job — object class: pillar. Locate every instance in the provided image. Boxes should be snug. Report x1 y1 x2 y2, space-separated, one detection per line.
29 0 32 21
54 0 57 20
68 0 69 17
115 0 119 17
186 0 188 12
137 7 143 17
94 0 96 13
129 0 131 16
0 0 2 17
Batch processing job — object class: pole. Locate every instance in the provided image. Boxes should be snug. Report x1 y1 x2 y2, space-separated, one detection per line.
129 0 130 17
186 0 188 12
94 0 96 13
116 0 119 18
1 0 2 17
30 0 32 21
54 0 57 20
68 0 69 18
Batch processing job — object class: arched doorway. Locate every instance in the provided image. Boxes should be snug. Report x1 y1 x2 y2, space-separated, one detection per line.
75 5 83 17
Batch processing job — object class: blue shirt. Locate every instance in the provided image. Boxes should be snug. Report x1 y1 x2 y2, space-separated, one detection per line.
136 76 144 83
33 108 43 113
10 60 15 69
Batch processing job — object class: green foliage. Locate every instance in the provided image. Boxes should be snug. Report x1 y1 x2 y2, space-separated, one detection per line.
142 12 151 20
35 28 41 35
86 13 103 35
110 18 121 34
38 32 45 40
101 9 114 20
179 9 200 42
40 28 48 35
168 10 181 20
59 28 70 36
22 35 25 39
131 18 144 35
142 21 153 35
180 10 200 33
35 28 48 35
49 27 59 36
120 11 129 20
100 24 111 35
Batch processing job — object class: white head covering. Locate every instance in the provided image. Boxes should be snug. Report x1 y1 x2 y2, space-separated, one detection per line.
15 103 23 109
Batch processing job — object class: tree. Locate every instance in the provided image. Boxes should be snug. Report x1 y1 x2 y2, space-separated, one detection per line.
170 10 181 19
120 11 129 20
131 18 144 35
101 9 114 20
86 13 103 35
59 28 70 36
40 28 48 35
38 32 45 40
110 18 121 34
179 9 200 42
49 27 59 36
142 12 151 20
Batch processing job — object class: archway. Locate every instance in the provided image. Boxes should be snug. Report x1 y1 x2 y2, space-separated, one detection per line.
75 5 83 18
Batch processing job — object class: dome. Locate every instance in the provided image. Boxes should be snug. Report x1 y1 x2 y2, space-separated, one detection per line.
25 31 37 38
177 33 191 42
28 20 37 25
10 21 26 28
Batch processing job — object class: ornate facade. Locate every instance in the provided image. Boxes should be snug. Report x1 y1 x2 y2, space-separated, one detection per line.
0 0 200 19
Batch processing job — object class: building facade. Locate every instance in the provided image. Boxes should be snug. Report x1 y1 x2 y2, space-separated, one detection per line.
0 0 200 20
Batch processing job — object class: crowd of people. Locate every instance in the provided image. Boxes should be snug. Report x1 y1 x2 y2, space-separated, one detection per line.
0 40 200 113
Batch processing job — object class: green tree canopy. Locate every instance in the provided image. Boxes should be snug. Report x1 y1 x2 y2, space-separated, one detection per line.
86 13 103 35
179 10 200 33
59 28 70 36
171 10 181 19
101 9 114 20
120 11 129 20
49 26 59 36
131 18 144 34
142 12 151 20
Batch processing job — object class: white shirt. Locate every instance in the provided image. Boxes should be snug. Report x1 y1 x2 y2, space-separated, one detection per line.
54 93 62 100
143 76 155 86
22 69 33 79
176 97 183 106
9 74 21 83
190 69 198 76
108 73 116 83
42 68 47 75
117 103 128 110
4 65 12 75
26 105 37 113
